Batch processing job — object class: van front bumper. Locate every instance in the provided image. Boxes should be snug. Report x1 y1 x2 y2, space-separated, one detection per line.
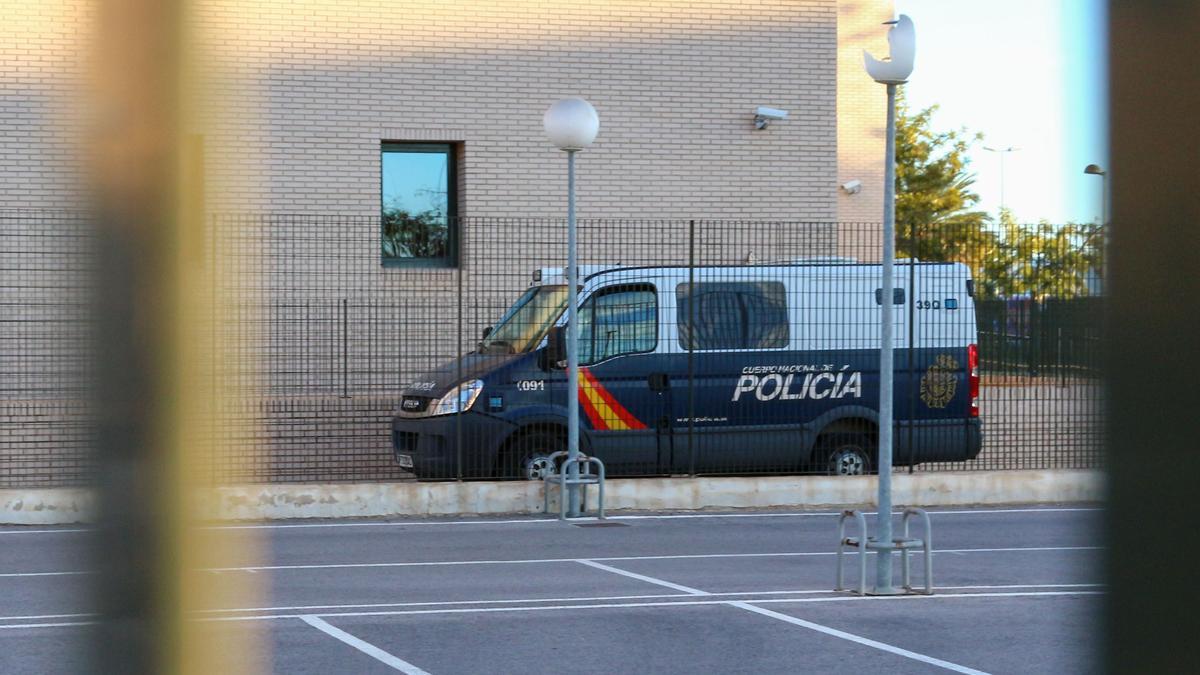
391 411 515 479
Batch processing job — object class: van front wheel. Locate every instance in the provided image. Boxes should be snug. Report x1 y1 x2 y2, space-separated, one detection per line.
821 435 874 476
499 429 565 480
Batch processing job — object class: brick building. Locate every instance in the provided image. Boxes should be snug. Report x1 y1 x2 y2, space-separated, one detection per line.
0 0 891 485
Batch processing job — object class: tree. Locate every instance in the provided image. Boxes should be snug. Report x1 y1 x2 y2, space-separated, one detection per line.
895 98 1102 299
895 96 994 276
981 209 1102 300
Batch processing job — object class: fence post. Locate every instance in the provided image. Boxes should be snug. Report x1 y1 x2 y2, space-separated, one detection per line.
340 298 349 398
688 219 696 477
456 219 464 481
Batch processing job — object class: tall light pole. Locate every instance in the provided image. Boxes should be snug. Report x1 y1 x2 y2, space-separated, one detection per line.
983 146 1020 213
1084 163 1108 292
544 97 599 518
864 13 915 595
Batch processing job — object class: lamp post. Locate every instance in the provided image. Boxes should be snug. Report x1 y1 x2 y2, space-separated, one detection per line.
544 97 600 518
1084 163 1109 293
863 13 915 596
983 146 1020 213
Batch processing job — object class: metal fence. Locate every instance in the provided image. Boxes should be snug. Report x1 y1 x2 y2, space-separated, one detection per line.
0 212 1104 486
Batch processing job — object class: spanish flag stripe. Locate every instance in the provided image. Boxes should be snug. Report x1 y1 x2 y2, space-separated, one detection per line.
577 378 607 429
579 374 631 431
580 368 647 431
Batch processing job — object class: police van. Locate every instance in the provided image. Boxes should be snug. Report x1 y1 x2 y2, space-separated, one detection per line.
392 260 982 479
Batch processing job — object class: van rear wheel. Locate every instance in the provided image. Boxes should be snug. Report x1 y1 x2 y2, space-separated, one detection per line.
821 434 874 476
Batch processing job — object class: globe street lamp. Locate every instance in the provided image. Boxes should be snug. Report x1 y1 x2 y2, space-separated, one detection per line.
544 97 599 518
864 13 915 595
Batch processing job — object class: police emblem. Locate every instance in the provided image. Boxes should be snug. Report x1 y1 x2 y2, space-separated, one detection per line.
920 354 959 408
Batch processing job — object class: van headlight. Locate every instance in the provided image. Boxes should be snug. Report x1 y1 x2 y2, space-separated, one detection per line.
428 380 484 416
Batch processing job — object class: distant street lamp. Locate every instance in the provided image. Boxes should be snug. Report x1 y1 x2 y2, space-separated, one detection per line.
544 97 599 518
863 13 915 596
1084 164 1107 226
983 145 1020 213
1084 163 1109 292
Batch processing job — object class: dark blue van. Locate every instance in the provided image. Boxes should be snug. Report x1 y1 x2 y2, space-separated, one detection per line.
392 262 982 479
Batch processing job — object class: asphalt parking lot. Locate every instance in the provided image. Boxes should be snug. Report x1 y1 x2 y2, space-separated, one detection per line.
0 505 1102 674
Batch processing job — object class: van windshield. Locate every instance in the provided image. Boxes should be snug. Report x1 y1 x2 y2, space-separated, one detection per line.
479 285 569 354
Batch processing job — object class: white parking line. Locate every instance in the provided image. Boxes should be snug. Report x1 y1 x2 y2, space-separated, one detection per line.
201 545 1099 574
0 583 1104 623
730 602 990 674
576 559 710 595
0 570 91 578
0 545 1100 578
0 590 1104 630
0 506 1100 536
206 589 1103 622
300 615 431 674
572 558 994 674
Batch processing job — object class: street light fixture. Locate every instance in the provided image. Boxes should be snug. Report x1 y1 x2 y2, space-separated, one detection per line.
863 13 915 596
1084 164 1109 293
983 146 1020 214
544 96 599 518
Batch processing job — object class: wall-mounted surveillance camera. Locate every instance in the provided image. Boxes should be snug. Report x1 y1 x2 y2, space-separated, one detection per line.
841 179 862 195
754 106 789 129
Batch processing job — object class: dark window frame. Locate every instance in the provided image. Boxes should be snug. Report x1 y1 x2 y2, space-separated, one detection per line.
381 142 459 268
578 283 659 366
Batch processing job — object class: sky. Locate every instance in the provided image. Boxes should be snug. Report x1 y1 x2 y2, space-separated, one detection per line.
892 0 1108 225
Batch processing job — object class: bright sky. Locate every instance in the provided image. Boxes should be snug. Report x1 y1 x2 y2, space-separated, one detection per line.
893 0 1108 225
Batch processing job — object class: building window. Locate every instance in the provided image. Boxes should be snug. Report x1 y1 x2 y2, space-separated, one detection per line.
381 142 457 267
578 284 658 365
676 281 789 350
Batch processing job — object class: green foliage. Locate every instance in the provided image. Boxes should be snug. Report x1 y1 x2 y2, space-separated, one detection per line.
895 97 1102 299
895 95 990 271
979 210 1102 300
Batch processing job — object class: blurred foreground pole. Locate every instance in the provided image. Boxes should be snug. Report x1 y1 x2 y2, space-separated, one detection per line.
89 1 217 672
1106 1 1200 671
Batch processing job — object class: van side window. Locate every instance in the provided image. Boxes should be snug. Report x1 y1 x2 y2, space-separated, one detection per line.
676 281 788 350
578 284 658 364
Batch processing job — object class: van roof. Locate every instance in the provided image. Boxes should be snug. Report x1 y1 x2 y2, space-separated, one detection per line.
531 260 969 286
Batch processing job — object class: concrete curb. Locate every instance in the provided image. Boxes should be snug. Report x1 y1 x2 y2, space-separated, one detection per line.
0 488 94 525
1 469 1103 525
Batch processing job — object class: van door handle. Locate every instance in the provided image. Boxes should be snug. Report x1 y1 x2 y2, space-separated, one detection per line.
648 373 670 392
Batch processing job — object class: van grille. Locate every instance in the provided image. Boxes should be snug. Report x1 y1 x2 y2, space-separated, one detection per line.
394 431 419 454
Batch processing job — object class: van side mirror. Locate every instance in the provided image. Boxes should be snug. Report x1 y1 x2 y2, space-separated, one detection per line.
481 326 492 340
541 326 567 370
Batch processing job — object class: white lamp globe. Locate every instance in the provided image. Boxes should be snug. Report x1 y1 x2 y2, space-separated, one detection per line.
543 97 600 150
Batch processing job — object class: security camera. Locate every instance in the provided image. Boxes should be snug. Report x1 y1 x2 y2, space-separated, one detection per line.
841 179 862 195
754 106 789 129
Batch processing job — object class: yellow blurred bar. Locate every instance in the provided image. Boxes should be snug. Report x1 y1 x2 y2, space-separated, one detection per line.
89 0 260 672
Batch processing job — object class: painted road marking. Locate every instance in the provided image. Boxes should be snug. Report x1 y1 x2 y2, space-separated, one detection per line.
0 590 1104 630
578 557 992 674
0 583 1104 623
576 559 710 595
0 545 1100 578
300 615 431 674
201 545 1100 574
730 602 990 674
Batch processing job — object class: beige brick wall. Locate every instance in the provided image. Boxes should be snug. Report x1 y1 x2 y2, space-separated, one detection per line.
194 0 842 221
1 0 891 486
835 0 892 256
0 1 92 209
